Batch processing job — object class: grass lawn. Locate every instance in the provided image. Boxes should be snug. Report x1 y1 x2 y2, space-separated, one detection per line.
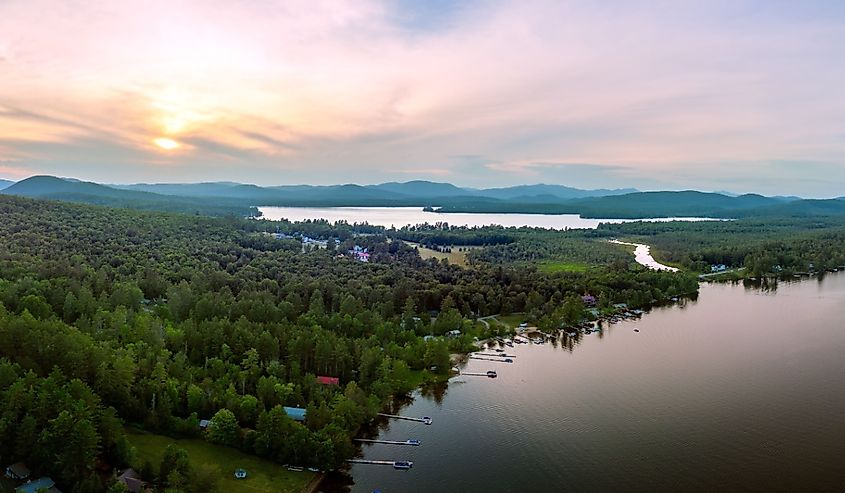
125 428 314 493
494 313 527 329
403 241 480 267
537 261 590 273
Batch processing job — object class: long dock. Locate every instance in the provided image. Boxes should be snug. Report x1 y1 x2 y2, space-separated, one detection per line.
355 439 421 446
469 356 513 363
377 413 432 425
475 353 516 358
347 459 414 469
461 371 497 378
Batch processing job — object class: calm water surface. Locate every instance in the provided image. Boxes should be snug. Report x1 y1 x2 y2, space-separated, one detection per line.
324 273 845 492
258 206 719 229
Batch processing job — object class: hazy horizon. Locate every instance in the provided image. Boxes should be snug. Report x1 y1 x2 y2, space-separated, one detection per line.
2 173 841 199
2 1 844 196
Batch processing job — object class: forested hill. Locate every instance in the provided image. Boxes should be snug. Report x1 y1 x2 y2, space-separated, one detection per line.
1 175 258 217
435 191 845 218
5 174 841 220
0 194 698 492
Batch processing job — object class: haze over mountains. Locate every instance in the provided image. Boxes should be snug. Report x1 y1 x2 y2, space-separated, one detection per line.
2 175 844 220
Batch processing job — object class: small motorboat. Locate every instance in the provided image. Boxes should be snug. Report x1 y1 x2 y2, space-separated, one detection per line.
504 358 513 363
406 439 421 446
486 370 498 378
422 416 433 425
393 461 413 470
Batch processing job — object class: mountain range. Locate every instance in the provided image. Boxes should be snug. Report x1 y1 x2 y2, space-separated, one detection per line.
2 175 844 219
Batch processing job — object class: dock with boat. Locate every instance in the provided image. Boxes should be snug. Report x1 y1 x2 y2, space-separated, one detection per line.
469 356 513 363
377 413 433 425
355 438 421 446
347 459 414 470
460 370 498 378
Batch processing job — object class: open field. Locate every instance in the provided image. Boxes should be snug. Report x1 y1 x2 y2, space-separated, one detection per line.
403 241 480 266
126 428 314 493
493 313 527 329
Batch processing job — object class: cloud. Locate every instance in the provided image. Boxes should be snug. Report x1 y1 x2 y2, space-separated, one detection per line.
0 0 843 195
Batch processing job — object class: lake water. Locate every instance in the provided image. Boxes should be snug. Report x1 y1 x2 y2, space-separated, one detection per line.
323 273 845 492
258 206 719 229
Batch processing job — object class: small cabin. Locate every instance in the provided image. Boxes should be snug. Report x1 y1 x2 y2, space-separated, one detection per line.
117 468 148 493
5 463 30 480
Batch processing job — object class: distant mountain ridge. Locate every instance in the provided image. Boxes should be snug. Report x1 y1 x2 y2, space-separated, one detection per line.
118 179 637 202
0 179 13 191
4 174 845 219
2 176 257 216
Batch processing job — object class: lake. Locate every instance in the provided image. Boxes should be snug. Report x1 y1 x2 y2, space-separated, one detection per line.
258 206 719 229
323 273 845 492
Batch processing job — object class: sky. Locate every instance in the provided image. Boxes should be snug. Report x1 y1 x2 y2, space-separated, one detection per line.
1 0 844 196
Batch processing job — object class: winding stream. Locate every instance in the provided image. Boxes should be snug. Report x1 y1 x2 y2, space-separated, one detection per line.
610 240 678 271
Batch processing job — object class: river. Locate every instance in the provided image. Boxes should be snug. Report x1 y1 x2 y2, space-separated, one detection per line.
258 206 719 229
323 273 845 492
610 240 679 272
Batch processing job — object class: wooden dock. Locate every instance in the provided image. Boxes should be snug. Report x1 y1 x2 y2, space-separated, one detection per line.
475 353 516 358
377 413 432 425
347 459 414 469
355 439 421 446
469 356 513 363
461 371 498 378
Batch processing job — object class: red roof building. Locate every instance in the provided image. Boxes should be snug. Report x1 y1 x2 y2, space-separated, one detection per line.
317 376 340 385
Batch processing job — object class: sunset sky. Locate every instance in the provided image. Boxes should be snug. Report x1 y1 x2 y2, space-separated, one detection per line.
1 0 844 196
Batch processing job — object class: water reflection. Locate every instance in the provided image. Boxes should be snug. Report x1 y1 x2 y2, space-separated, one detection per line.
328 273 845 492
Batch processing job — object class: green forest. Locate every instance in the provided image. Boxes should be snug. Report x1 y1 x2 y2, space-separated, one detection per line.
0 196 700 493
4 195 843 492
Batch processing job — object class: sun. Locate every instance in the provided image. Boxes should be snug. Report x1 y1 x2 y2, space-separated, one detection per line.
153 137 181 150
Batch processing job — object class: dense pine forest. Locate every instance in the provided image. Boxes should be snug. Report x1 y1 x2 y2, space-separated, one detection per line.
0 196 699 493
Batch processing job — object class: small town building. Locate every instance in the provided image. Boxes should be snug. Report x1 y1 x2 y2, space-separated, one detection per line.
316 376 340 386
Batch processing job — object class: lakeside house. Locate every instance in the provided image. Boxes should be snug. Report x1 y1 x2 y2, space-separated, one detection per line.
710 264 727 272
446 329 462 338
283 406 307 422
5 463 30 480
582 294 597 307
349 245 370 262
117 468 149 493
